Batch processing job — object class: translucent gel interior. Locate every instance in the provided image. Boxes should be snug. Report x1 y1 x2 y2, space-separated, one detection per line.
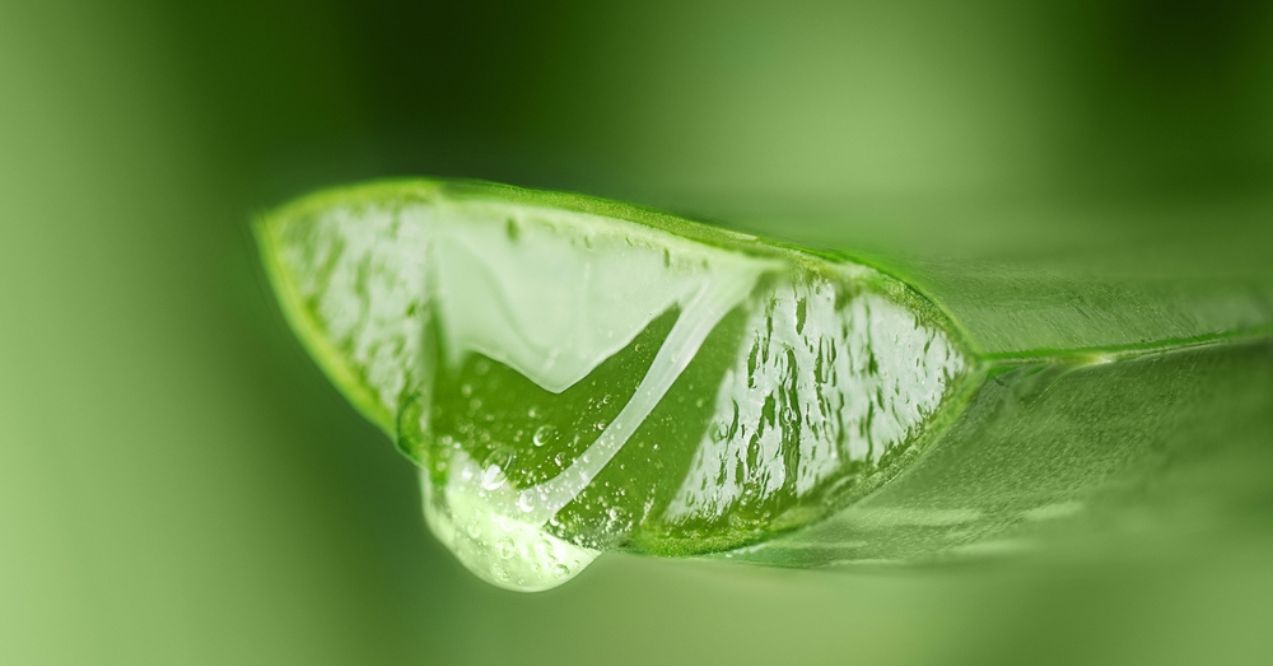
272 196 966 591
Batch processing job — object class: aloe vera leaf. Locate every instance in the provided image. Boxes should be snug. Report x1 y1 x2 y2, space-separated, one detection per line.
256 178 1273 590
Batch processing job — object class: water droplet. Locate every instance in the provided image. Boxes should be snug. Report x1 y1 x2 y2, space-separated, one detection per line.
515 493 535 513
480 465 505 491
487 446 516 468
532 424 559 448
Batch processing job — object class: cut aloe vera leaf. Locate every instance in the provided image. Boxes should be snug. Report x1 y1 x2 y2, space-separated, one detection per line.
258 180 970 589
257 179 1273 591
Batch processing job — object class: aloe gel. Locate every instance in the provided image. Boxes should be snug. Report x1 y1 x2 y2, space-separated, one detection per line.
259 180 972 589
258 179 1273 591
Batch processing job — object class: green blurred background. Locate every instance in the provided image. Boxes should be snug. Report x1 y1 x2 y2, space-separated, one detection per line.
2 1 1271 664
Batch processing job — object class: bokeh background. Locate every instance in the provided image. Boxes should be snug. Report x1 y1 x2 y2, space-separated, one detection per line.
3 1 1272 664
